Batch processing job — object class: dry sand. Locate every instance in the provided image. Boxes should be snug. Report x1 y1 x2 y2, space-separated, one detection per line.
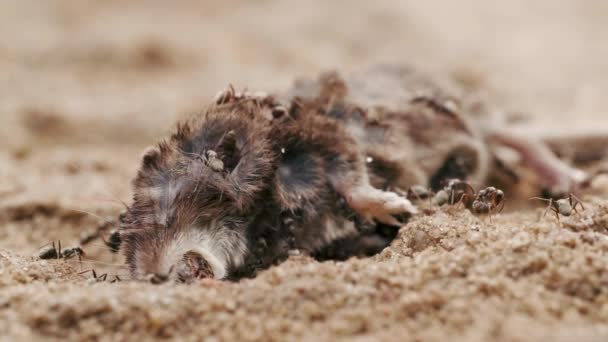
1 1 607 341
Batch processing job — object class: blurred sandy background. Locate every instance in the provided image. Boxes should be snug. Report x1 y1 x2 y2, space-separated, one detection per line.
1 1 607 341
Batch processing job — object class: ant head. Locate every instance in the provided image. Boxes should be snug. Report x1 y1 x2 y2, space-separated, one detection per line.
493 189 505 202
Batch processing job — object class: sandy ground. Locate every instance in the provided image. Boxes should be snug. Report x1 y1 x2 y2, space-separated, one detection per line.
1 1 608 341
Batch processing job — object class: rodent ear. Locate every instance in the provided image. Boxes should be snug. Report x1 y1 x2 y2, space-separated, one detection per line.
133 144 167 191
216 130 240 172
141 146 162 171
288 98 303 119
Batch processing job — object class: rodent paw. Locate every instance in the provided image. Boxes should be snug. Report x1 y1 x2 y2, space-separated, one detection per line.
346 186 418 226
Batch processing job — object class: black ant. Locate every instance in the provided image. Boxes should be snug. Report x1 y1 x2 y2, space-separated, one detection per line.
531 193 585 223
471 186 505 220
433 179 476 207
39 241 61 260
432 180 506 220
39 241 84 262
62 246 84 261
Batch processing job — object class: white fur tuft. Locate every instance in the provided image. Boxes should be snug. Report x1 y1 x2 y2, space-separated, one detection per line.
153 220 248 280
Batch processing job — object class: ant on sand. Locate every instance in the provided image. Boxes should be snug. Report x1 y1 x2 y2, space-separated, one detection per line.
530 193 584 224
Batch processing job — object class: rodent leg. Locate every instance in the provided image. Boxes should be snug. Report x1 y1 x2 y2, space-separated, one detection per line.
313 232 392 261
332 173 417 226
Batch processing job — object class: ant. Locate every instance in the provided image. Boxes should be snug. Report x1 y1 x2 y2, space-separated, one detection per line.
433 179 476 207
39 241 61 260
39 241 84 262
530 193 585 223
471 186 505 220
204 150 224 172
62 246 84 261
432 180 506 220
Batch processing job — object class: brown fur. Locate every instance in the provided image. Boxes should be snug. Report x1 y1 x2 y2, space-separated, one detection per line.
120 64 603 281
120 91 386 280
287 65 490 191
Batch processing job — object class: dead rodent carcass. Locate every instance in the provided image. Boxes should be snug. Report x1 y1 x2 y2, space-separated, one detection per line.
117 64 600 283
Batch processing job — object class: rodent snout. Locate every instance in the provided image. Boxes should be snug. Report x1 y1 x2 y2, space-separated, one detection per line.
175 250 215 283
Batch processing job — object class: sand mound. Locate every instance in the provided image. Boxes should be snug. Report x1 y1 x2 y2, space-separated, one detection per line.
2 205 608 341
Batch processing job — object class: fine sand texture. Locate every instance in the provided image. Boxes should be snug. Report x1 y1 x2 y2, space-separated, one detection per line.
1 1 608 341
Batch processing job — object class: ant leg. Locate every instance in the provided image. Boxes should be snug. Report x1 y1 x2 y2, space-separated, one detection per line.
571 202 584 215
530 197 554 222
497 201 505 213
541 200 552 220
78 269 92 278
454 194 463 209
463 183 476 201
100 274 107 282
554 209 561 225
459 193 472 209
51 241 57 259
58 241 62 259
570 194 585 212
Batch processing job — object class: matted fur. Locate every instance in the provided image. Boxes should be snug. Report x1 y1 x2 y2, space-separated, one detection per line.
120 65 592 281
